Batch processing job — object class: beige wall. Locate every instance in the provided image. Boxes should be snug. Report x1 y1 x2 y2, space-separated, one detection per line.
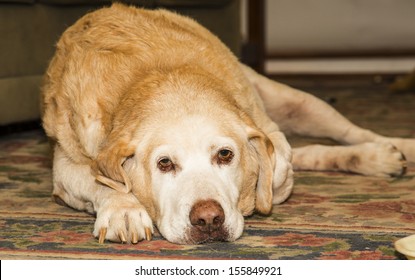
265 0 415 56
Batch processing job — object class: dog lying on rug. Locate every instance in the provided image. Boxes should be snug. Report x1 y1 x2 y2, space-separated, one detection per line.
41 4 415 244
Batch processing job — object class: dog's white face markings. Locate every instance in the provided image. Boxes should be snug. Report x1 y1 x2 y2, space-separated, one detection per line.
146 115 245 244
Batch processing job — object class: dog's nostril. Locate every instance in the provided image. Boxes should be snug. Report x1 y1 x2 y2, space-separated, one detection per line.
189 199 225 233
197 219 206 227
213 216 221 225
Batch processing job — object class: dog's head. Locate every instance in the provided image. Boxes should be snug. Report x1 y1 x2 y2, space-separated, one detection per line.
93 69 280 244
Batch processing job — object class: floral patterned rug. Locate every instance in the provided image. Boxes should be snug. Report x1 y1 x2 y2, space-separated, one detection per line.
1 76 414 259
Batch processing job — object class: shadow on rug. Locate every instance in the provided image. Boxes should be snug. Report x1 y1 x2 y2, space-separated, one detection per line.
0 77 414 259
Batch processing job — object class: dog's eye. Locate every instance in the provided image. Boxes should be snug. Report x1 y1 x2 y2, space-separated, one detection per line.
157 157 174 172
217 149 234 165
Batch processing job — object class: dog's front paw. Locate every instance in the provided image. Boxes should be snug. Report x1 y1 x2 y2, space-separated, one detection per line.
93 193 153 244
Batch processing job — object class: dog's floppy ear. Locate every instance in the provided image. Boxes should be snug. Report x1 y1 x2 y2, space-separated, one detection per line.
93 136 135 193
247 127 275 215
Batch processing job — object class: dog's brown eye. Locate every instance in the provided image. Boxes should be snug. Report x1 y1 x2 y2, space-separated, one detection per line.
217 149 234 165
158 157 174 172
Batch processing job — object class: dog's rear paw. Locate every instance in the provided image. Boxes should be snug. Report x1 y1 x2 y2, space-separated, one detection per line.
354 142 407 177
378 137 415 163
93 193 153 244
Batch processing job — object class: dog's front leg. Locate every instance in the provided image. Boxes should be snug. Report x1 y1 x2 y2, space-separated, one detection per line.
52 145 154 244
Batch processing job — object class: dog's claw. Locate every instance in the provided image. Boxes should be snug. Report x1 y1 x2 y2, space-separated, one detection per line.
99 227 107 244
132 232 139 244
118 230 127 243
145 227 152 241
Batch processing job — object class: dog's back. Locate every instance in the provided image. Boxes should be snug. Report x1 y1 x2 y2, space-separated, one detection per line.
41 4 245 165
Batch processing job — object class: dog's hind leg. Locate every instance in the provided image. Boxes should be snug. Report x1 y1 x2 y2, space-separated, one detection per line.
242 65 380 143
242 65 415 162
292 143 407 177
51 145 153 243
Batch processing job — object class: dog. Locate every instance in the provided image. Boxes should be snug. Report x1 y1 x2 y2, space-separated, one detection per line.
41 4 414 244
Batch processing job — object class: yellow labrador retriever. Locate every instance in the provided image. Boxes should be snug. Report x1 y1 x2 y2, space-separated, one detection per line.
42 4 414 244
